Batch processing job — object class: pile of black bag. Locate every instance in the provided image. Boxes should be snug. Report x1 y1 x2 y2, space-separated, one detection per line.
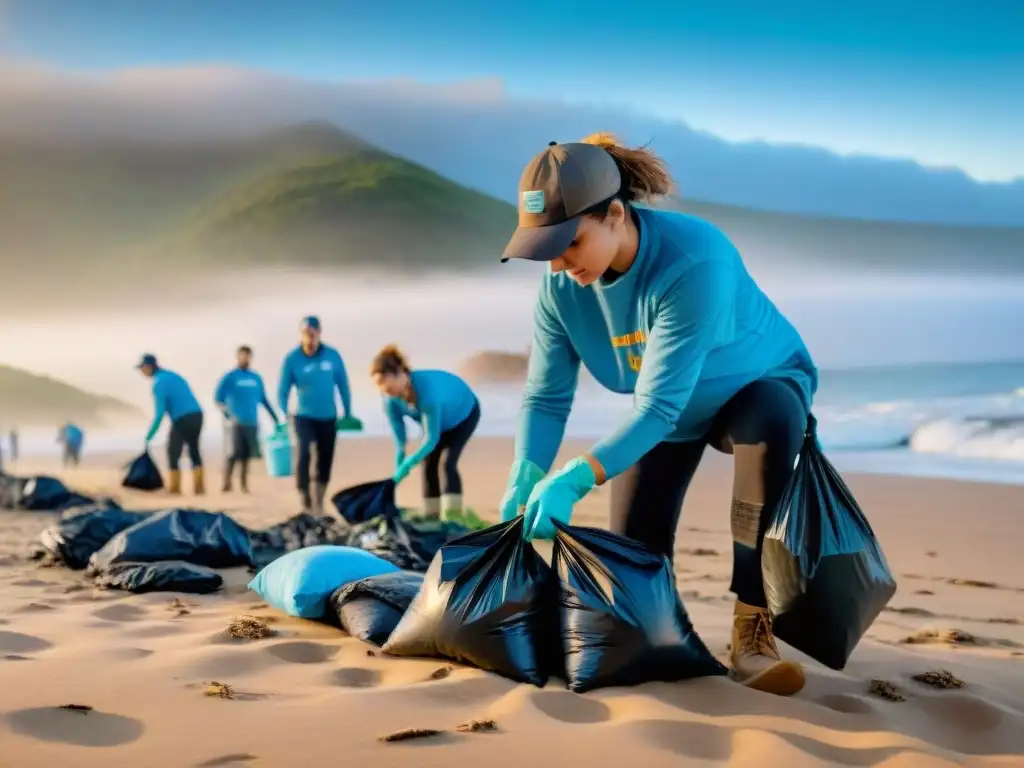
1 472 98 512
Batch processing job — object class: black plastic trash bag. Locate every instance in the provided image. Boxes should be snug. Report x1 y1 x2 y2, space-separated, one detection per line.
248 512 349 570
330 571 425 646
122 451 163 491
331 478 399 525
345 514 472 572
762 414 898 670
15 475 94 512
551 522 727 693
39 504 151 569
94 560 223 594
383 518 556 685
89 508 254 573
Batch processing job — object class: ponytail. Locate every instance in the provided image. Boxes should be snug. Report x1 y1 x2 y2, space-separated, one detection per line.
580 132 674 202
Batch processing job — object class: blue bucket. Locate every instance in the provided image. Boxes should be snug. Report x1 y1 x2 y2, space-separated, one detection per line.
265 432 293 478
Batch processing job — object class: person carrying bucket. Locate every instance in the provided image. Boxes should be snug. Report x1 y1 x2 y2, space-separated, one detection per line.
371 345 481 519
497 134 818 697
278 316 354 513
137 353 206 495
214 345 280 493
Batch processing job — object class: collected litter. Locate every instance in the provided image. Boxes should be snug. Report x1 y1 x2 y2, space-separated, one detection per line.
551 521 727 693
329 571 424 646
762 414 897 670
122 451 163 491
94 560 223 594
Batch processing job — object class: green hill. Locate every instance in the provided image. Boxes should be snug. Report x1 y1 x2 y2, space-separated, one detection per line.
0 365 140 427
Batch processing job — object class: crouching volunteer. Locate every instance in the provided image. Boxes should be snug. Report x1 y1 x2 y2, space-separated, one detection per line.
371 345 480 519
498 134 818 697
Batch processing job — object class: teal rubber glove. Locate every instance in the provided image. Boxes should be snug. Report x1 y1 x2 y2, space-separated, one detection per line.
393 456 415 486
499 459 546 523
523 457 596 540
394 449 405 474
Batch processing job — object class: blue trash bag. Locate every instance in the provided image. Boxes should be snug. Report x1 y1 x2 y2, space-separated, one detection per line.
40 504 151 569
88 508 254 572
551 522 727 693
248 545 401 619
331 478 399 525
382 518 558 687
762 414 898 670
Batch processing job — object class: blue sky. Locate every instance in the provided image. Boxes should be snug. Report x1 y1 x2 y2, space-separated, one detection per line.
2 0 1021 181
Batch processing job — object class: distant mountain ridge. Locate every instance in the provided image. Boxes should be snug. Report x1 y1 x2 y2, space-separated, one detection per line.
1 63 1020 226
0 365 139 427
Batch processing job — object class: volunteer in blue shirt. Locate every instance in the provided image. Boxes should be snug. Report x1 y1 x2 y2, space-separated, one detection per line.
371 345 481 519
138 353 205 495
214 345 279 493
57 422 84 467
278 316 353 513
498 134 818 697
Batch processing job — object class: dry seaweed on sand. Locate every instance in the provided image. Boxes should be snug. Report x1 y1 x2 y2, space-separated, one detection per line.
204 681 235 699
167 597 191 616
227 615 275 640
947 578 999 589
912 669 966 689
900 628 977 646
428 666 453 680
379 728 444 743
58 704 93 713
869 679 906 702
456 719 498 733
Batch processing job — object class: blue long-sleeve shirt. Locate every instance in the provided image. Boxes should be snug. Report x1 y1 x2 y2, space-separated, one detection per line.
58 424 84 450
214 368 277 427
516 206 817 481
278 344 351 421
385 369 478 464
145 369 203 441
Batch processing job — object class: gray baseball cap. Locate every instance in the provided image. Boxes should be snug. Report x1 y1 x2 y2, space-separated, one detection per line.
501 141 622 263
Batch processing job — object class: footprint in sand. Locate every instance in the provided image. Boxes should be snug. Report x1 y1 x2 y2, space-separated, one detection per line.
0 630 53 654
526 689 611 724
916 692 1005 733
265 641 337 664
13 601 56 614
4 654 34 661
624 719 735 762
11 578 50 588
91 603 148 622
330 667 382 688
5 707 144 747
770 731 927 767
815 693 880 716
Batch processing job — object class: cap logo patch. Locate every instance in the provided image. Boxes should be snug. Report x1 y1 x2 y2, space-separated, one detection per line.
521 189 545 214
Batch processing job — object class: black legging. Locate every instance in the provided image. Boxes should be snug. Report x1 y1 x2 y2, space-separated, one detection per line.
294 416 336 493
168 412 204 471
422 401 481 498
609 378 807 609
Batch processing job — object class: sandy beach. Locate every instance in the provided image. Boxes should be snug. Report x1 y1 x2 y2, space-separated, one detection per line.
1 436 1023 767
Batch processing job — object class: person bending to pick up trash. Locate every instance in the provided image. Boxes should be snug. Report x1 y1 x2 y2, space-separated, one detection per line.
278 316 354 513
137 353 206 495
215 345 280 493
371 345 481 519
498 134 818 697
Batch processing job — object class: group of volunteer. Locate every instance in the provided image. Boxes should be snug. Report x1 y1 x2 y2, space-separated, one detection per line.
138 133 820 698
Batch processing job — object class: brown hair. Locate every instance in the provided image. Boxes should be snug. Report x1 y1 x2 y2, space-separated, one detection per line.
370 344 409 377
580 132 674 204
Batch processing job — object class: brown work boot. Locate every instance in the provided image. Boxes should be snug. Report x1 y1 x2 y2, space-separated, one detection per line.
192 467 205 495
730 601 805 696
167 469 182 495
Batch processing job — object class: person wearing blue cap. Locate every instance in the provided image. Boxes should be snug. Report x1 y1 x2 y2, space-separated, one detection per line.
370 344 481 519
137 353 205 495
278 316 353 512
57 422 84 467
214 345 280 493
497 133 818 697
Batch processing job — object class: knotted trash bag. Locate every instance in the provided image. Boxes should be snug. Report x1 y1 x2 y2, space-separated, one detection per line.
17 475 93 512
382 518 557 686
122 451 163 491
551 522 727 693
762 414 898 670
40 504 151 569
330 571 425 646
88 508 254 573
95 560 223 594
331 478 399 525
